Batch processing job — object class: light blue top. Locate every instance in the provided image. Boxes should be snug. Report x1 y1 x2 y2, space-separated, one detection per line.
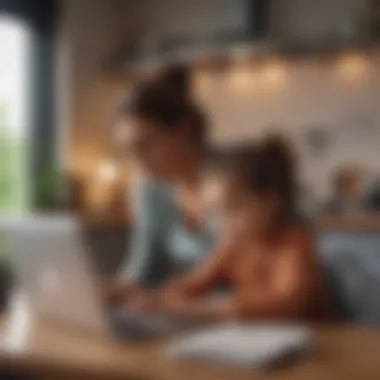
121 179 217 286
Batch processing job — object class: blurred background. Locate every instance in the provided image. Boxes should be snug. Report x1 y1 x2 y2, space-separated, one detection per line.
1 0 380 305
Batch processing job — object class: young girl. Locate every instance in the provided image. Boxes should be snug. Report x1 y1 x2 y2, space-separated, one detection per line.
138 136 333 322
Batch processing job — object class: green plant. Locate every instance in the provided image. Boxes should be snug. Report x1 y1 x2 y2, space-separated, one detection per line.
0 235 11 274
0 234 13 310
0 102 26 214
34 163 63 210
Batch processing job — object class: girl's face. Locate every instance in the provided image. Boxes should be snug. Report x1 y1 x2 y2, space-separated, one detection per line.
115 117 192 181
203 173 280 240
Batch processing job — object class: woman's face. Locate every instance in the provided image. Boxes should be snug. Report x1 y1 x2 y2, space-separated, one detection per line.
116 117 190 181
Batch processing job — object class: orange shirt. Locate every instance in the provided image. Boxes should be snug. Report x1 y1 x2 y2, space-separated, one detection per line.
166 225 333 321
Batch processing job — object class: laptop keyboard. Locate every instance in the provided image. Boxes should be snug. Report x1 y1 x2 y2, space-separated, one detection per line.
108 308 188 340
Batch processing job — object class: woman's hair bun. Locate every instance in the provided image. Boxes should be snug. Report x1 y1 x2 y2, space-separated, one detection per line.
157 64 191 99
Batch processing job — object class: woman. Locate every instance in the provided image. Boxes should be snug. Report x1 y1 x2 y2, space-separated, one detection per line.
109 66 216 300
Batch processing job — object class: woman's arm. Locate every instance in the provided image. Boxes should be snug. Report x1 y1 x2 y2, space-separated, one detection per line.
105 179 161 304
119 178 161 283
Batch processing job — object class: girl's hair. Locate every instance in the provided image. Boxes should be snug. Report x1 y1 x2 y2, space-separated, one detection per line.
255 135 296 213
207 135 297 213
116 65 207 146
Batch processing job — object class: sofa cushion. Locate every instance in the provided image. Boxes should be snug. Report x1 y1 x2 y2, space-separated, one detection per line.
318 232 380 325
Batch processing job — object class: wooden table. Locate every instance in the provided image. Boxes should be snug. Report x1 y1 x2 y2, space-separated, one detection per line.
2 311 380 380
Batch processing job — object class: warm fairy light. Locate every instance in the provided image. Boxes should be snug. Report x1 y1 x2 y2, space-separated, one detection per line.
87 160 119 210
261 61 287 87
337 53 368 80
195 71 213 94
98 161 117 183
228 66 256 92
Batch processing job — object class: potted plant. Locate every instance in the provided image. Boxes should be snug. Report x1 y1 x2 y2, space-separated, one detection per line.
0 235 12 311
34 163 64 211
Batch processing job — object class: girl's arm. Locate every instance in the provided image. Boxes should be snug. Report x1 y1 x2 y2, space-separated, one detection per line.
234 230 319 320
160 229 320 322
126 244 232 315
160 244 232 299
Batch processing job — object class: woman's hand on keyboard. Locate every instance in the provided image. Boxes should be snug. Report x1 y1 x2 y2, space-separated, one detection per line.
127 290 160 313
103 277 142 306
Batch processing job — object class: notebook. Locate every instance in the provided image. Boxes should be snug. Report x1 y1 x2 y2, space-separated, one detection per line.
168 323 314 369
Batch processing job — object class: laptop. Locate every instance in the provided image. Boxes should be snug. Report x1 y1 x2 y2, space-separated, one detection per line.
0 214 184 340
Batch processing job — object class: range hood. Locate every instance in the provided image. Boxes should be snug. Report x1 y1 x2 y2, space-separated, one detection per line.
108 0 275 74
107 0 379 75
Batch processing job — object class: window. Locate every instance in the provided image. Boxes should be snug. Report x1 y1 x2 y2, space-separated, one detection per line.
0 0 58 214
0 17 31 215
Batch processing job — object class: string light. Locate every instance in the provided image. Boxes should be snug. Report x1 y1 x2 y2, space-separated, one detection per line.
98 161 117 183
195 70 213 94
228 65 256 92
261 60 287 88
336 53 368 80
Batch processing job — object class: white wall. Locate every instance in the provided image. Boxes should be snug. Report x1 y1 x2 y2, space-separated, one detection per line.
194 52 380 197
